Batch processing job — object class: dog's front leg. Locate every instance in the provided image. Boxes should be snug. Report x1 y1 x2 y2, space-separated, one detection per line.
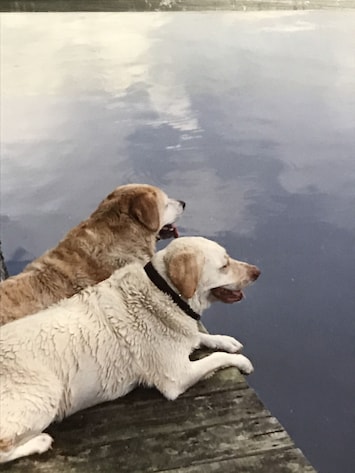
197 332 243 353
158 352 253 400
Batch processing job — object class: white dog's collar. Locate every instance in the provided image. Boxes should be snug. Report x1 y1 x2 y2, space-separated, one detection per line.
144 262 201 321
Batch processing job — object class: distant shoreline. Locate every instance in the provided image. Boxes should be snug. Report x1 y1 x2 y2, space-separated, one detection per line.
1 0 355 13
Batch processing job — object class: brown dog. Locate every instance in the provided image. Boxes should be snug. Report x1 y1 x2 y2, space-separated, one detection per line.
0 184 185 325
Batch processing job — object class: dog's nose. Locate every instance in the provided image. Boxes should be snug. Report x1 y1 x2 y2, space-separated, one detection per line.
249 266 261 281
179 200 186 209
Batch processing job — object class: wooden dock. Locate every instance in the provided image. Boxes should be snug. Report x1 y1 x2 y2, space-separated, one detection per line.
0 350 316 472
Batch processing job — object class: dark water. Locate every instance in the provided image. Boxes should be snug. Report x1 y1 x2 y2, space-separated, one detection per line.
1 11 354 473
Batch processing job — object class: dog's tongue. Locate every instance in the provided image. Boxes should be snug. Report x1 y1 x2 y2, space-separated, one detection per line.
211 287 244 304
158 224 179 240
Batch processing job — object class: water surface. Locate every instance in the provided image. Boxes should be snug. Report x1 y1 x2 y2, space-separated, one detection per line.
1 11 355 473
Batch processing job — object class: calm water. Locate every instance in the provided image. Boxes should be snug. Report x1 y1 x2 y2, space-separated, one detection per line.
1 11 355 473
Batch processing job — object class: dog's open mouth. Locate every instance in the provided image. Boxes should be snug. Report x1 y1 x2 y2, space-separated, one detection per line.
158 224 179 240
211 287 244 304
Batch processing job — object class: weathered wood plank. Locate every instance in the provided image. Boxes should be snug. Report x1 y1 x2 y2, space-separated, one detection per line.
50 420 292 466
162 449 316 472
0 419 293 472
0 447 316 473
0 0 354 12
48 387 268 447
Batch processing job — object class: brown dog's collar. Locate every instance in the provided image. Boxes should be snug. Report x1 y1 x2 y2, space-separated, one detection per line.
144 262 201 321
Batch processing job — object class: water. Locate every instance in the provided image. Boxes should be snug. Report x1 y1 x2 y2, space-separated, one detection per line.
1 11 355 473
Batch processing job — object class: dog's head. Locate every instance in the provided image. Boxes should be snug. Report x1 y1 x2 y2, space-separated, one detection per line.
92 184 185 239
152 236 260 314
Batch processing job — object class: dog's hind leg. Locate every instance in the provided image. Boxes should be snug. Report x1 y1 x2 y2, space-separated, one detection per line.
156 352 253 400
0 371 63 463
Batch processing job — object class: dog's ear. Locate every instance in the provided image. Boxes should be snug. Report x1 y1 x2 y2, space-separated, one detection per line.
130 191 160 232
167 250 204 299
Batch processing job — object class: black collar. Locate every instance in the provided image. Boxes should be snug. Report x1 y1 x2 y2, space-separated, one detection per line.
144 262 201 321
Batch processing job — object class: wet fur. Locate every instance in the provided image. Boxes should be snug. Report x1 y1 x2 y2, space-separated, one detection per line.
0 184 184 325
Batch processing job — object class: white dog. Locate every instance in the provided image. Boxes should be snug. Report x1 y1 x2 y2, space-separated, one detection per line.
0 237 260 463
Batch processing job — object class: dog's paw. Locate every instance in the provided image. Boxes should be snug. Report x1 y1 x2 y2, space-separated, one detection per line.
31 434 53 455
214 335 243 353
234 354 254 375
0 433 53 463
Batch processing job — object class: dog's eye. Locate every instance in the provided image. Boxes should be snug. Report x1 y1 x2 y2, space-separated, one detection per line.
220 256 230 270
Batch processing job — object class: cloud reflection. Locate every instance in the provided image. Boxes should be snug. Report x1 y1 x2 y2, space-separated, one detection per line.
1 11 355 263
